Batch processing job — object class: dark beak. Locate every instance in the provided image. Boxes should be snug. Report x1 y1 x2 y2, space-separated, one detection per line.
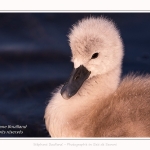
61 65 91 99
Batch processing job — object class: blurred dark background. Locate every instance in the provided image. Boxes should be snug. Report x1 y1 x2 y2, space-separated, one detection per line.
0 13 150 137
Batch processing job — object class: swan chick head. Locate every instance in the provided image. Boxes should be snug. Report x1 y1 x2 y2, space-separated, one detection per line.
61 17 124 99
69 17 123 77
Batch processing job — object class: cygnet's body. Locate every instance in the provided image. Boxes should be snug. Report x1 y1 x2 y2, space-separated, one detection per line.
44 17 150 137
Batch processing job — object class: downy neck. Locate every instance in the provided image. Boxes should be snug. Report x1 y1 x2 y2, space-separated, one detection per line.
71 66 121 104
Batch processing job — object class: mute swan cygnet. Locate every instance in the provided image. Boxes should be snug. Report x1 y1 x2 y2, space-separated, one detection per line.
44 17 150 137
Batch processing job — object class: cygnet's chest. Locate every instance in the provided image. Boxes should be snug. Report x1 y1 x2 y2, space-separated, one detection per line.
45 92 88 137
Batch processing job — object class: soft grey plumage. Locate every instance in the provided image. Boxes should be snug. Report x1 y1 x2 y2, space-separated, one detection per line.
44 17 150 137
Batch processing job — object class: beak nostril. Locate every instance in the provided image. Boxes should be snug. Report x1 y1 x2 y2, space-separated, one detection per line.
74 75 80 80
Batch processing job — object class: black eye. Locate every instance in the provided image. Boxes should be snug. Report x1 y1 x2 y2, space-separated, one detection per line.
91 53 99 59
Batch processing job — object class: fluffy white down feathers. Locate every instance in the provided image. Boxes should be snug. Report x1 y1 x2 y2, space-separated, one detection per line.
44 17 150 137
